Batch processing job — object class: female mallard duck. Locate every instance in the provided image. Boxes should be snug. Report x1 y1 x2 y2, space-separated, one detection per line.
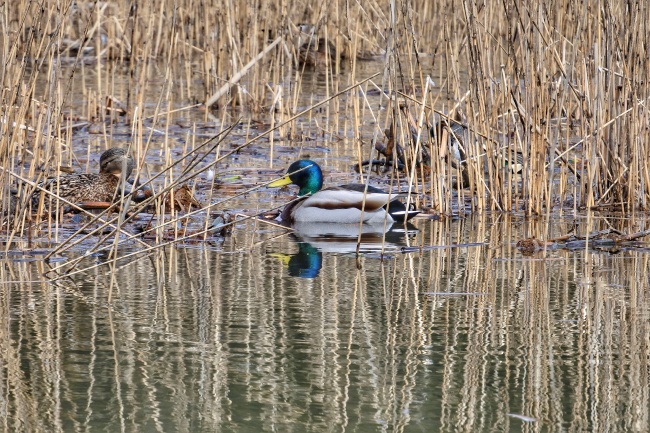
269 160 419 224
33 147 135 207
437 122 524 173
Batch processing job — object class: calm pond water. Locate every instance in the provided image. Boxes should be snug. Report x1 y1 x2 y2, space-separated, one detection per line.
2 213 649 432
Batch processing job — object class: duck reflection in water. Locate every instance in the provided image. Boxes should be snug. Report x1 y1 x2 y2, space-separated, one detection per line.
269 222 418 278
270 242 323 278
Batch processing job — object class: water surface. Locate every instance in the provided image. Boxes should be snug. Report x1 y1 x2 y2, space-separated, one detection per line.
2 214 649 432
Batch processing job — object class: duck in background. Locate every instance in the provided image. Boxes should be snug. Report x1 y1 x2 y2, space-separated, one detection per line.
293 23 339 67
33 147 135 209
435 121 524 176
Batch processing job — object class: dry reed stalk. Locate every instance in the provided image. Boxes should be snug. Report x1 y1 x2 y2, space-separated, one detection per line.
44 193 307 281
205 37 283 108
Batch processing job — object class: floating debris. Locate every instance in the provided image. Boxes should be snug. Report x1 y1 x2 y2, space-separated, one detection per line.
516 229 650 254
507 413 537 422
515 237 550 255
209 212 235 236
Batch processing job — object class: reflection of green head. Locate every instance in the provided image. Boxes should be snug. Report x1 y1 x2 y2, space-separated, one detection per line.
290 242 322 278
269 242 322 279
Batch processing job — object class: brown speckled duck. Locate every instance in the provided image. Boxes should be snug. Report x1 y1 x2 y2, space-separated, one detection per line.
33 147 135 207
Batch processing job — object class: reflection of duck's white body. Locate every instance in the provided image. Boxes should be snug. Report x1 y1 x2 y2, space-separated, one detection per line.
269 160 419 224
292 222 415 254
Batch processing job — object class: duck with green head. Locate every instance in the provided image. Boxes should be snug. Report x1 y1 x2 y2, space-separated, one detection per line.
269 160 419 224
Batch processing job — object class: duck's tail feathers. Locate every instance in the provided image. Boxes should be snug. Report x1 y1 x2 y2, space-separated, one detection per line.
386 200 420 222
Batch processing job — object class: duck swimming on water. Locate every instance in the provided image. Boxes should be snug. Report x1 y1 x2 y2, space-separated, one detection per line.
33 147 135 208
269 160 419 224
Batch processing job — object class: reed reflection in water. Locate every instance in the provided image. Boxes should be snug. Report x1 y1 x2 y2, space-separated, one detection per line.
1 215 649 432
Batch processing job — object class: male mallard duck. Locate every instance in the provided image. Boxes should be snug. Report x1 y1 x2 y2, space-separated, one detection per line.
33 147 135 208
269 160 419 224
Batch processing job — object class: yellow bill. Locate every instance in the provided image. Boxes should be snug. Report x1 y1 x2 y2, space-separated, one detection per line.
269 176 293 187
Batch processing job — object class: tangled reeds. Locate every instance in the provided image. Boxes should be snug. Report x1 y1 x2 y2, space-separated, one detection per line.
1 0 649 255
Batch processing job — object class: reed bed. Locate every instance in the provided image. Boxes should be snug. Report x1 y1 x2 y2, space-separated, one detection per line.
1 0 649 253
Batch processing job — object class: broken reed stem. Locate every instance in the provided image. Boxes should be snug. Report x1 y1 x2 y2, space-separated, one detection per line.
205 36 283 108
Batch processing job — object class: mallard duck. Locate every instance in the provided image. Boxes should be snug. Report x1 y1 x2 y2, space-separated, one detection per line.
436 121 524 174
293 24 338 67
269 160 419 224
298 38 338 67
33 147 135 208
428 121 525 188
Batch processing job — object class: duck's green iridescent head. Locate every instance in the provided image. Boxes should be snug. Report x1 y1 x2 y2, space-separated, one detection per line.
269 160 323 196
